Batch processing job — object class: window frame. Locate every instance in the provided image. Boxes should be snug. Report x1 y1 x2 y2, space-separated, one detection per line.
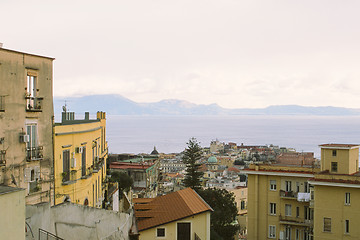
285 181 292 192
270 180 277 191
332 150 337 156
156 227 166 238
323 217 331 232
285 204 292 217
345 192 350 205
270 203 276 215
345 219 349 234
268 225 276 238
331 162 338 172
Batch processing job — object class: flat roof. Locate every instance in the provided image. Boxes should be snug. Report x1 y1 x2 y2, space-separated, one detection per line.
319 144 360 149
0 47 55 60
0 185 24 195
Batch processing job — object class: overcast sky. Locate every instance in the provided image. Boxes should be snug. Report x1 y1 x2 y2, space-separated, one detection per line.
2 0 360 109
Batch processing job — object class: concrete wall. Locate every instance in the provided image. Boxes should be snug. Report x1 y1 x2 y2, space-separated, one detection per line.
0 188 25 240
26 202 133 240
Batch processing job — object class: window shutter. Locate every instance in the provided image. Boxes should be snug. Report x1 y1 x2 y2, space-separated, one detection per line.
24 168 31 182
34 166 41 180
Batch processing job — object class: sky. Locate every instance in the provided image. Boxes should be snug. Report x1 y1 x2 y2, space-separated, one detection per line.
2 0 360 109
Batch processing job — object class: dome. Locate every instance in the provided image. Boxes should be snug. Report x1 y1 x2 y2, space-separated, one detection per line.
208 156 218 163
151 146 159 155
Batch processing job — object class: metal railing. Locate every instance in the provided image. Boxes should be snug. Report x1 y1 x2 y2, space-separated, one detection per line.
26 96 43 111
280 190 297 198
39 228 64 240
26 146 44 161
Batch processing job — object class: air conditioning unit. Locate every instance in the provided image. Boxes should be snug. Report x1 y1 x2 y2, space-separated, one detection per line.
20 135 30 143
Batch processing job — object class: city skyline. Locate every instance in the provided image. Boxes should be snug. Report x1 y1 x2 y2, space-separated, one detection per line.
2 0 360 109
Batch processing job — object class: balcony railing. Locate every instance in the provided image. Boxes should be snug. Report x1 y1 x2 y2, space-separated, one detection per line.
26 146 43 161
280 190 297 199
279 215 313 226
25 96 43 112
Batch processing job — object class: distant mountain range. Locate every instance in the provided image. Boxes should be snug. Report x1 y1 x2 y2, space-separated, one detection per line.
53 94 360 116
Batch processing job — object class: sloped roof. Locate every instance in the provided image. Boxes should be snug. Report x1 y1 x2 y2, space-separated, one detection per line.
134 188 213 231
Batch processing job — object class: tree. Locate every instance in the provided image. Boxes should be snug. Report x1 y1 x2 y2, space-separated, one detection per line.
198 188 240 240
110 171 133 194
182 138 203 190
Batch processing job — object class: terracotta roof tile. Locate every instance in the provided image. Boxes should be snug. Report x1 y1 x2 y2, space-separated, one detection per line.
134 188 213 231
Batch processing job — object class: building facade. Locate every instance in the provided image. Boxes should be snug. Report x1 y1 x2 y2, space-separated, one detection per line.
0 47 54 205
244 143 360 240
53 111 107 207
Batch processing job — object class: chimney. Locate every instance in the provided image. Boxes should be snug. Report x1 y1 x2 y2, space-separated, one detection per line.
85 112 89 120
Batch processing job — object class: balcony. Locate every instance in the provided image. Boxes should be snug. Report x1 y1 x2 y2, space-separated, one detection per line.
25 96 43 112
280 190 297 199
26 146 43 161
279 215 313 227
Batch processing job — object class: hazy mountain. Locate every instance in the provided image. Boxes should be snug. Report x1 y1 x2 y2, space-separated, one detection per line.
54 94 360 116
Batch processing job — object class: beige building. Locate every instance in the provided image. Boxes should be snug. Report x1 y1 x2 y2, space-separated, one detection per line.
0 47 54 205
134 188 213 240
244 143 360 240
0 186 26 240
310 144 360 240
231 187 248 236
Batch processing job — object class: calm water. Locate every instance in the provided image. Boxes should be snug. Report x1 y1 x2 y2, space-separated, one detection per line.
106 115 360 157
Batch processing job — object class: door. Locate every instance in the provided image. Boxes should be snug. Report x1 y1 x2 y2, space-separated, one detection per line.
177 222 190 240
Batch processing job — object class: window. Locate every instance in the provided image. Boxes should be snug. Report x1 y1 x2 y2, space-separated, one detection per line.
304 182 310 193
345 219 349 234
241 201 246 210
26 124 38 160
295 229 300 240
285 181 292 192
304 206 313 220
270 180 277 190
63 150 70 182
296 182 300 192
331 162 338 172
157 228 165 237
285 204 292 216
332 150 337 156
285 226 291 240
296 207 300 218
269 225 276 238
0 95 5 111
345 192 350 205
270 203 276 215
26 74 40 110
81 146 87 176
323 218 331 232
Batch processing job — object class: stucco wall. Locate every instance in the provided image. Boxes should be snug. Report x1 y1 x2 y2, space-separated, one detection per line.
0 188 25 240
139 212 211 240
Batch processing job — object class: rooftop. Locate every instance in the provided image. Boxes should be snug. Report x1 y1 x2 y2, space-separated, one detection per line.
134 188 213 231
319 144 360 149
0 185 24 195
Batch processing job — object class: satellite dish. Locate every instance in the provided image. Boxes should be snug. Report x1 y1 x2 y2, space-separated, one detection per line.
11 174 17 186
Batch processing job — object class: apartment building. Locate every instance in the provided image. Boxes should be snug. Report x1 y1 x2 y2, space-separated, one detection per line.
310 144 360 239
53 110 108 207
244 143 360 240
243 162 320 239
0 47 54 205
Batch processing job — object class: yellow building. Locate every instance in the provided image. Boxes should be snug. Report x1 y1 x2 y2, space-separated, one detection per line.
244 143 360 240
0 186 25 240
309 144 360 240
53 110 107 207
243 162 320 240
134 187 213 240
0 47 54 205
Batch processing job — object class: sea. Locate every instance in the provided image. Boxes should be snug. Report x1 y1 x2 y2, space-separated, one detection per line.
106 115 360 158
